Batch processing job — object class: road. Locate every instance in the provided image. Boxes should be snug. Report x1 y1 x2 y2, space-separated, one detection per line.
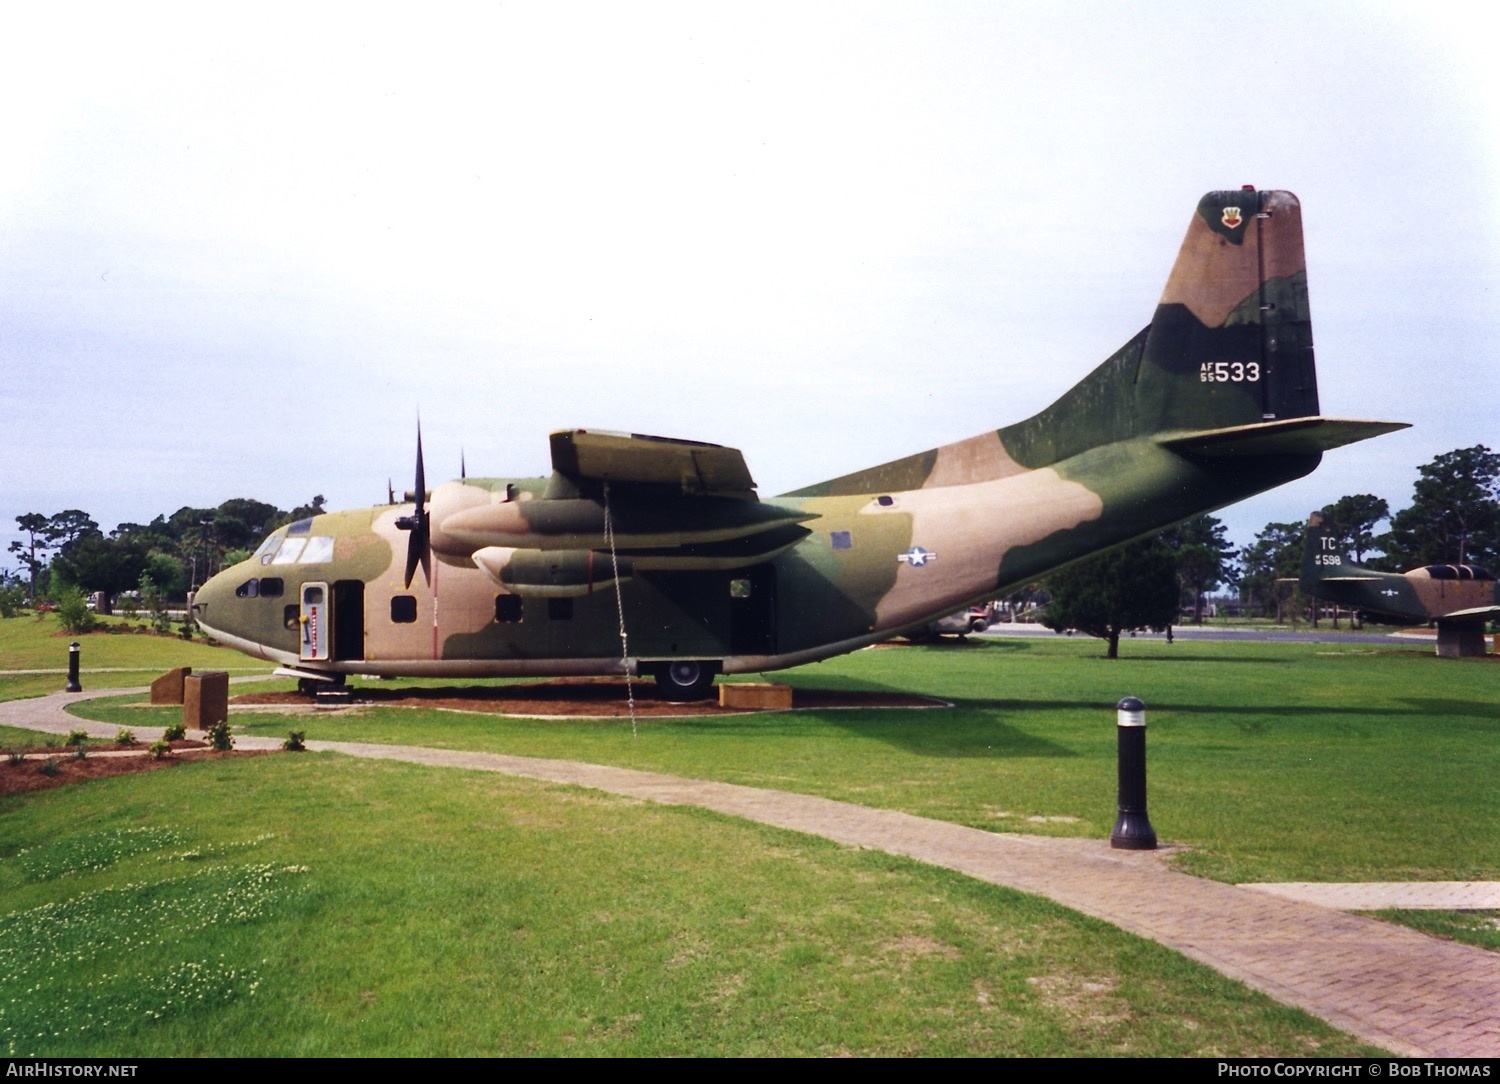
978 623 1438 646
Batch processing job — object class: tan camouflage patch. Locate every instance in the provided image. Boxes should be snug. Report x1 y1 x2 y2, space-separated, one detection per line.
863 469 1103 628
924 430 1029 488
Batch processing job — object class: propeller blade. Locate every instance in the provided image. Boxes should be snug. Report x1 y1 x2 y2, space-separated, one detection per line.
413 427 426 509
395 423 432 588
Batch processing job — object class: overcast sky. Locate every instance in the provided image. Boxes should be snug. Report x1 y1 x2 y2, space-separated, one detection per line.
3 2 1496 563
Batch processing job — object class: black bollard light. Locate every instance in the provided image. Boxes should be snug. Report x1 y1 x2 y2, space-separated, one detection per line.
1110 695 1156 849
65 641 83 693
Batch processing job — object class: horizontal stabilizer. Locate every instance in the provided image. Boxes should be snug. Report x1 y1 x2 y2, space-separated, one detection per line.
551 429 756 496
1441 606 1500 621
1157 417 1409 458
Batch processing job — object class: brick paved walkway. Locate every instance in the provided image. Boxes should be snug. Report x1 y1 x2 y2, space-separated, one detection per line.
4 685 1498 1056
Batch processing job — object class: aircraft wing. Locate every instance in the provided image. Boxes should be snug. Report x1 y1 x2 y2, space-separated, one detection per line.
1440 605 1500 620
1157 417 1409 457
550 429 757 497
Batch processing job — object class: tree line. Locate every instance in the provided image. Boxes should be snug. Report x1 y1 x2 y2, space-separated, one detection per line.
4 495 327 614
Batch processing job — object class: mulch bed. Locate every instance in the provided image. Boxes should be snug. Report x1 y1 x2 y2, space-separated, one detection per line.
0 744 268 798
231 677 945 718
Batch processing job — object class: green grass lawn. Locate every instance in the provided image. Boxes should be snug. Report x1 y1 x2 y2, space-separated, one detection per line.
0 611 267 677
0 754 1381 1057
72 636 1500 885
3 616 1495 1054
0 613 268 704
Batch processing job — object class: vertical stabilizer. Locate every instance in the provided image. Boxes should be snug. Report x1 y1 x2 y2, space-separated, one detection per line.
1141 189 1318 435
1300 511 1361 587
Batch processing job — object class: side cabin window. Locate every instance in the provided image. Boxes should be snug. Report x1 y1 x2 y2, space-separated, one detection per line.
495 595 523 623
390 596 418 624
259 577 285 598
283 605 299 630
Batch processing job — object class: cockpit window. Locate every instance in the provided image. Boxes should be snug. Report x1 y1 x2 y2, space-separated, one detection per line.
267 535 334 565
287 518 314 535
235 579 260 598
300 536 334 564
1424 564 1496 581
259 577 285 598
255 533 283 564
272 537 307 564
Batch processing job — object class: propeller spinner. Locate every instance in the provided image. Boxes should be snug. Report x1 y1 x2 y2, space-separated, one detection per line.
393 427 431 588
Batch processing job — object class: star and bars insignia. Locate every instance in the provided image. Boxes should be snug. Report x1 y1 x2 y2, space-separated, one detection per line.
898 546 936 567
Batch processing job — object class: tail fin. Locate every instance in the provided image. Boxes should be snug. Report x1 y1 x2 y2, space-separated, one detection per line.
787 190 1404 497
1144 189 1316 433
1301 511 1361 586
1000 189 1403 471
1300 510 1387 588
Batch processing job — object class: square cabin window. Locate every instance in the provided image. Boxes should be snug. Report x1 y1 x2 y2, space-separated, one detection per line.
390 596 418 624
495 595 523 623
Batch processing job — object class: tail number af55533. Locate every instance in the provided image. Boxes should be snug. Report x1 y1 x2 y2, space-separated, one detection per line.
1200 361 1260 383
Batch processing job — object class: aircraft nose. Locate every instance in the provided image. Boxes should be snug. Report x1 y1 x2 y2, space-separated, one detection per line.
192 568 233 629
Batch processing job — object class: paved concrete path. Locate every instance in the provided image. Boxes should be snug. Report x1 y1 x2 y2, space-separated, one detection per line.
1246 882 1500 910
3 687 1498 1056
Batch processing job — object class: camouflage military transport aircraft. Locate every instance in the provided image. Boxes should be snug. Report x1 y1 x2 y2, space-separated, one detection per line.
1300 512 1498 657
195 189 1407 699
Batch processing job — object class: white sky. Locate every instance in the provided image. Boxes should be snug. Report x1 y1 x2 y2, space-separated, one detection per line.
2 2 1497 560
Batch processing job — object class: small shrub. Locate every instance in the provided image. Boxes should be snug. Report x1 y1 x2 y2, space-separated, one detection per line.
283 730 306 752
149 740 172 760
54 586 97 634
0 583 26 618
73 744 88 761
178 622 195 640
6 749 23 766
115 727 137 746
163 722 186 741
65 729 89 747
209 722 234 751
39 758 61 777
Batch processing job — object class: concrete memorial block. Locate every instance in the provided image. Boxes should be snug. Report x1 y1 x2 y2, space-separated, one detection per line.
150 667 192 705
183 671 229 729
718 683 793 710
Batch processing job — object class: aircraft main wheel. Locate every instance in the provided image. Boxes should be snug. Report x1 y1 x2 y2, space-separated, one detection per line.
296 675 345 697
654 661 718 702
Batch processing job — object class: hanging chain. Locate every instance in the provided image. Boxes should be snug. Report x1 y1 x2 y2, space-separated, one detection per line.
603 482 638 737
